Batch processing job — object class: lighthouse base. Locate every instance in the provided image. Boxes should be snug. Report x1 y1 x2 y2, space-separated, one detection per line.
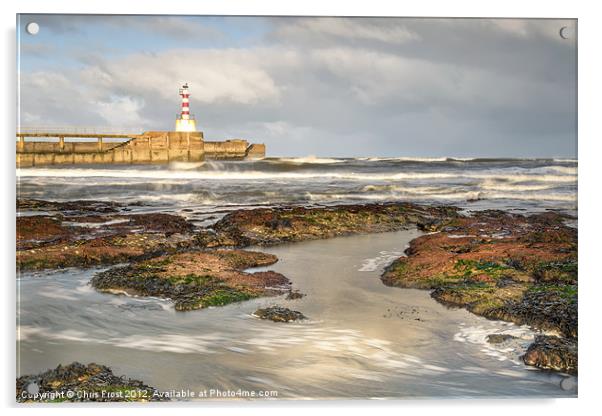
175 119 197 132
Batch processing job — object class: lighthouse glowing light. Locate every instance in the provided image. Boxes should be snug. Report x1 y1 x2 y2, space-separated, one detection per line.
175 83 197 132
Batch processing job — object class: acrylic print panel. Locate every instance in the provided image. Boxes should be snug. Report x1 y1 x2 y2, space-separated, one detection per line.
16 14 577 402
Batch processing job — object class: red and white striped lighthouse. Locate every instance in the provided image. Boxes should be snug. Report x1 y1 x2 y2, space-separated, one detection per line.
175 83 197 132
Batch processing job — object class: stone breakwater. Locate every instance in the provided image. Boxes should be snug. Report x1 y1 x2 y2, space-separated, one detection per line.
16 198 578 378
16 131 266 168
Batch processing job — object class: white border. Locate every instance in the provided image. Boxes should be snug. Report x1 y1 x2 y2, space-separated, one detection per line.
2 1 600 415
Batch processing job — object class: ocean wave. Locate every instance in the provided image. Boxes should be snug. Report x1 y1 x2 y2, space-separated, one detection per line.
355 157 449 162
16 168 577 184
305 190 575 203
479 181 560 192
362 184 459 195
133 193 217 204
304 191 484 202
268 156 345 164
168 161 206 170
525 166 577 175
483 192 577 202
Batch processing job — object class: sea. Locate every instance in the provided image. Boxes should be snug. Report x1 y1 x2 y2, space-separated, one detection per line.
16 157 578 399
16 156 578 221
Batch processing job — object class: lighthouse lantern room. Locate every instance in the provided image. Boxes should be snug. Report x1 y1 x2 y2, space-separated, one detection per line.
175 83 197 132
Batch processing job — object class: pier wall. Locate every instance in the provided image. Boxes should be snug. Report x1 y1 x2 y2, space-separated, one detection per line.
16 131 265 167
203 139 249 159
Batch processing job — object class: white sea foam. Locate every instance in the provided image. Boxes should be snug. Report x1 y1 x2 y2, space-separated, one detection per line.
480 181 558 192
358 251 403 272
16 168 577 185
306 190 574 203
133 193 214 204
62 218 129 228
362 184 456 194
454 322 539 364
168 161 206 170
273 156 345 164
355 157 449 162
483 192 576 202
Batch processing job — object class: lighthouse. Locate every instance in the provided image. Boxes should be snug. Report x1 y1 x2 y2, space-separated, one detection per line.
175 83 197 132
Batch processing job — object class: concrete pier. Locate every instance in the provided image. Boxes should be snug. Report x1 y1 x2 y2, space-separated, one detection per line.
16 131 265 168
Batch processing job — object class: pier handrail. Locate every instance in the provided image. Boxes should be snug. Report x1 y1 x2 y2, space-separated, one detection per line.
17 126 145 135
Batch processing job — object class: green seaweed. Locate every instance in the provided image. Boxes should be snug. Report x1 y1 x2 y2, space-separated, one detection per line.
452 259 515 280
528 284 577 303
532 260 578 283
200 288 254 307
167 274 218 286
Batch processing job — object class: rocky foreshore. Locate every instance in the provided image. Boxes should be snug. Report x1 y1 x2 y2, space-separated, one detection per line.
17 199 197 271
17 199 578 375
17 199 457 272
381 209 578 374
16 362 165 402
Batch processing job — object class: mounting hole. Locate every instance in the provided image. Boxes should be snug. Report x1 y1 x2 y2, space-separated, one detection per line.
559 26 572 40
560 376 577 391
26 22 39 35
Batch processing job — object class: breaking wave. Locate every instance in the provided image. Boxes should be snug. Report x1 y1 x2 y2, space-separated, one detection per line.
268 156 345 164
16 168 577 184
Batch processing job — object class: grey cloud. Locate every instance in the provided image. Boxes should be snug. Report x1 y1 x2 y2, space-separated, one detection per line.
18 17 577 157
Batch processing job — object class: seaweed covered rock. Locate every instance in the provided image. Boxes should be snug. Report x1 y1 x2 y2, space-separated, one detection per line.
91 249 290 311
485 284 577 338
523 336 578 375
16 362 165 402
286 290 306 300
16 199 198 271
17 198 123 214
254 306 306 322
17 216 75 250
486 334 518 344
204 202 460 247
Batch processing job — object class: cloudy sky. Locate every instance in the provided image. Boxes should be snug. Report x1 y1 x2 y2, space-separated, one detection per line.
18 15 576 157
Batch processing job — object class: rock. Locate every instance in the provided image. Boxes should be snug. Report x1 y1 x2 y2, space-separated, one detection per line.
17 231 195 271
17 198 124 214
486 334 518 344
91 249 290 311
17 216 74 250
286 290 305 300
208 202 460 247
523 336 578 375
485 285 577 339
254 306 306 322
17 199 198 271
16 362 166 402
